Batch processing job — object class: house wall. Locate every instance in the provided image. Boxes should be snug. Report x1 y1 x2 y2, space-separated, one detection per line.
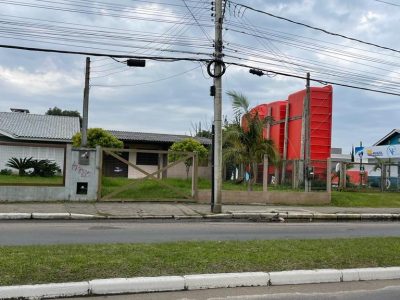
126 150 211 179
0 143 65 172
167 163 211 179
0 146 99 201
128 151 159 179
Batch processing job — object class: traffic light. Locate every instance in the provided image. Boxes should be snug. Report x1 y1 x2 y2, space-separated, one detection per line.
127 59 146 67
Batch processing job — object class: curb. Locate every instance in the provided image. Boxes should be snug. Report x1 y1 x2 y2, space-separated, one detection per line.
0 213 100 220
1 267 400 299
0 212 399 221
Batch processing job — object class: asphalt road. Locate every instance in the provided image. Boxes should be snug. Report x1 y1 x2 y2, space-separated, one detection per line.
1 221 400 245
60 280 400 300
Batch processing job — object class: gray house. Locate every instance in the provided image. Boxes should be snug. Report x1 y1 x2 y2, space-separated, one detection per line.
0 111 80 172
105 130 212 179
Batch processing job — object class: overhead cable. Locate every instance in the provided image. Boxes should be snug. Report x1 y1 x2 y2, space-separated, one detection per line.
228 0 400 55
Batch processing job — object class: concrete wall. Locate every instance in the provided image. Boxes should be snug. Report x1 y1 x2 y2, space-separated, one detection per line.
0 146 99 201
197 190 331 205
167 163 211 179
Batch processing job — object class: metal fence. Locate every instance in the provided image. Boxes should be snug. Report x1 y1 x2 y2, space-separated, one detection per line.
262 159 330 192
331 161 400 192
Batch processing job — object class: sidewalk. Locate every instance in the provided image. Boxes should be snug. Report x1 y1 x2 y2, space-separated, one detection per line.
1 202 400 221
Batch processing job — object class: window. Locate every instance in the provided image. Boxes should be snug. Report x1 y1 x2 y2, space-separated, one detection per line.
136 152 158 166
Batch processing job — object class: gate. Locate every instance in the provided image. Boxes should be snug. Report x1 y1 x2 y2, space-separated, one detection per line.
97 147 198 201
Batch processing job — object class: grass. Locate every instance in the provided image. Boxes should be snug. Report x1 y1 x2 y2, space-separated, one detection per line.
102 177 400 207
1 238 400 286
101 177 263 200
332 191 400 207
0 174 63 185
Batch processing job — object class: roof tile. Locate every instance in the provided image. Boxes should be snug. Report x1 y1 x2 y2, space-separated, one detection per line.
0 112 80 141
108 130 211 145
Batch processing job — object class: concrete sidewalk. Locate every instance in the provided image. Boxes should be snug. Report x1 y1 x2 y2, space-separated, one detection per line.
0 202 400 221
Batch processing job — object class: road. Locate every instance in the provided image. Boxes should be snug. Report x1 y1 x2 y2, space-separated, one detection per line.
60 280 400 299
1 220 400 245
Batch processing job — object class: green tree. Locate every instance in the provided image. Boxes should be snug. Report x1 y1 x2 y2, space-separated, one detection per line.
46 107 82 125
169 138 208 179
31 159 61 177
191 121 212 139
72 128 123 149
223 91 279 191
46 107 81 118
6 157 34 176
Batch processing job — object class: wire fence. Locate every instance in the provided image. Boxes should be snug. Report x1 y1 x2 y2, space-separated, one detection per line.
331 161 400 192
261 159 330 192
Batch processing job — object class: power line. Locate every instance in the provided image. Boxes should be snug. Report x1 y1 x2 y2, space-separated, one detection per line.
228 0 400 55
0 43 212 61
92 65 202 87
373 0 400 6
182 0 213 42
0 0 213 26
226 61 400 97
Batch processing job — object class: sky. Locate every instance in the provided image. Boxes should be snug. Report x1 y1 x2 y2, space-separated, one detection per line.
1 0 400 153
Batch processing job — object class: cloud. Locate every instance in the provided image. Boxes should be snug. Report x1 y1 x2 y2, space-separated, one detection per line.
0 0 399 151
0 65 81 94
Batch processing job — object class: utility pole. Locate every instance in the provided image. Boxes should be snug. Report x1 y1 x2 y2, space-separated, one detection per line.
212 0 224 213
304 72 311 192
81 57 90 147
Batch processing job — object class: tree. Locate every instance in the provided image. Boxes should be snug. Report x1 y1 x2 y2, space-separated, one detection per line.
169 138 208 179
72 128 123 148
191 121 212 139
46 107 82 125
31 159 61 177
223 91 279 191
46 107 81 118
6 157 34 176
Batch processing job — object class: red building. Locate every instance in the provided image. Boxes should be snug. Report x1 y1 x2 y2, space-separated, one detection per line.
250 85 333 181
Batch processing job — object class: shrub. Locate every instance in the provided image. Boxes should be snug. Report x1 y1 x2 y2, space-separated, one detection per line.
31 159 61 177
72 128 123 148
0 168 12 175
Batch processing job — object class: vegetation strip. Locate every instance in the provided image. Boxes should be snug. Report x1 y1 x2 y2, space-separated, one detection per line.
1 238 400 286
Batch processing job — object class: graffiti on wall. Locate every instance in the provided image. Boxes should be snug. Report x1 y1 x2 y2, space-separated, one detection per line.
72 161 91 177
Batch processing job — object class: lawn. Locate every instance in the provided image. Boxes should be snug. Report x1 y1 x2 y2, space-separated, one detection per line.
331 191 400 207
101 177 263 200
0 174 63 185
102 177 400 207
1 238 400 286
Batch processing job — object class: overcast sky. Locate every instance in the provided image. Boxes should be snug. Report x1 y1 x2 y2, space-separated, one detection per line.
1 0 400 152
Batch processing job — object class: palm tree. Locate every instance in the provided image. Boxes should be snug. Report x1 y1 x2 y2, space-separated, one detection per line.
6 157 34 176
223 91 279 191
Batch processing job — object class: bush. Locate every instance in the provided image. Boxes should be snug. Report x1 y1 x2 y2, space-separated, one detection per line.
72 128 123 148
31 159 61 177
0 168 12 175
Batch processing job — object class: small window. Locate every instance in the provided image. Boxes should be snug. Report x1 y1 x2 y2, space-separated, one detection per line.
136 152 158 166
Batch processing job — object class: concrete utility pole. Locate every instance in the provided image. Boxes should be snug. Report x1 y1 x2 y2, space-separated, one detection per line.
212 0 224 213
304 72 311 192
81 57 90 147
